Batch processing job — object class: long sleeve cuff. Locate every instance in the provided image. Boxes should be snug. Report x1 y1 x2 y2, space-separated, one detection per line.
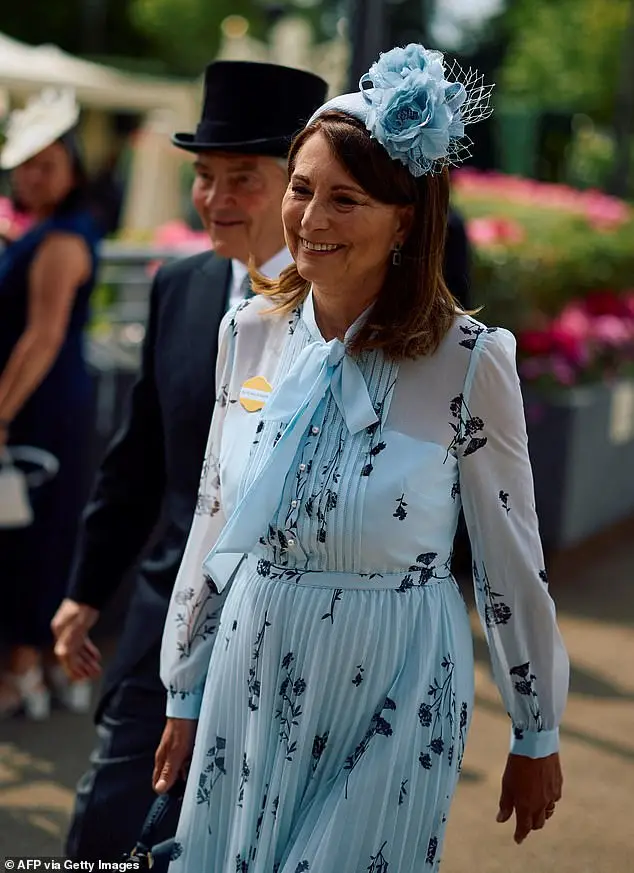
166 684 204 720
510 726 559 758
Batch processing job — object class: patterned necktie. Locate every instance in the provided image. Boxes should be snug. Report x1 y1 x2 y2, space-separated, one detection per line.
240 272 254 300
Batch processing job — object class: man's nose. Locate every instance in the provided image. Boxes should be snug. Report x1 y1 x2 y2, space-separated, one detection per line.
204 179 234 208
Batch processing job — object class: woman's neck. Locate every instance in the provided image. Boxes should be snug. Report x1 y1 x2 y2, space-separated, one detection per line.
312 279 381 342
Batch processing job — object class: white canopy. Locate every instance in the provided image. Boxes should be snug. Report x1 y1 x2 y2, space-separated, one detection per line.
0 32 200 231
0 31 195 117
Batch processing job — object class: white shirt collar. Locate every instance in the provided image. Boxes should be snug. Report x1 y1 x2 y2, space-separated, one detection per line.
230 247 294 301
302 286 373 345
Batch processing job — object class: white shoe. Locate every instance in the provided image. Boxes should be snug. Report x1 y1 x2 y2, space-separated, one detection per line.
48 665 92 714
7 667 51 721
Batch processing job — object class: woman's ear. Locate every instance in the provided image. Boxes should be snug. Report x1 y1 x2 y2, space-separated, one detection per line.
395 204 415 246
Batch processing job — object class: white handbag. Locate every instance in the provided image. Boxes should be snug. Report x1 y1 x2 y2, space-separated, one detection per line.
0 446 60 528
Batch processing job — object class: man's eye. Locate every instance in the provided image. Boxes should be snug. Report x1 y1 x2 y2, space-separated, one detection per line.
291 185 310 195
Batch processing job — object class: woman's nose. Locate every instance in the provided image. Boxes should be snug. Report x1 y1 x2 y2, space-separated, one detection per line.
301 198 329 232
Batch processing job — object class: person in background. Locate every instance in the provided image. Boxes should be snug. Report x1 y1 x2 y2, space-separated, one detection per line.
0 89 102 720
444 206 471 310
50 61 328 861
154 45 568 871
88 149 125 237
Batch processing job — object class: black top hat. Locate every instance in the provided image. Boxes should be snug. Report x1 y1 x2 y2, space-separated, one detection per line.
172 61 328 156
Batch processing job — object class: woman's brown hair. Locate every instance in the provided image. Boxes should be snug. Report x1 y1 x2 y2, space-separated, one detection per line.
253 111 460 360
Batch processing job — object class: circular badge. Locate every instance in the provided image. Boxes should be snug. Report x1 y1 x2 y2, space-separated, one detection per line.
239 376 273 412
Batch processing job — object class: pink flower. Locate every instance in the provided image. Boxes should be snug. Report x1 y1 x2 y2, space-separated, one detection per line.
466 217 525 247
518 288 634 388
0 196 34 241
591 315 631 346
153 220 209 252
453 170 631 227
549 326 588 366
553 304 592 341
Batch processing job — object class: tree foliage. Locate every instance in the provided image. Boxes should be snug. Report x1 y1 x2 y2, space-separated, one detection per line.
129 0 344 76
499 0 631 117
130 0 263 74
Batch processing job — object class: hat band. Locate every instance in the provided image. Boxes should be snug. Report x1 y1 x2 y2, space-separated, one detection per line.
194 119 285 144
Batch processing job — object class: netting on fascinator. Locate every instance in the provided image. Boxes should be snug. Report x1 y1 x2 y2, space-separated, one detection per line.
309 44 494 178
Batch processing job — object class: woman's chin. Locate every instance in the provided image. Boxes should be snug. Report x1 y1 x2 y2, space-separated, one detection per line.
295 255 339 285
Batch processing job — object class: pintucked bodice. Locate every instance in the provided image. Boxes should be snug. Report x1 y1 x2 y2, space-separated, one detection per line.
204 294 467 585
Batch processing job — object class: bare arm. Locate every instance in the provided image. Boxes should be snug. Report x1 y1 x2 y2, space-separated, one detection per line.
0 231 91 426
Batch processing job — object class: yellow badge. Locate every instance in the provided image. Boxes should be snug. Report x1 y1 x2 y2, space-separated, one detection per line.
239 376 273 412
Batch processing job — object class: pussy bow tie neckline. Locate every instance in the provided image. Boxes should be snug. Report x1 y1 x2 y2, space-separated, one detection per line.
202 293 378 591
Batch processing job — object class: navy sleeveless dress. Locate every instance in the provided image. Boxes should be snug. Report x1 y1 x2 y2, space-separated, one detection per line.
0 209 101 647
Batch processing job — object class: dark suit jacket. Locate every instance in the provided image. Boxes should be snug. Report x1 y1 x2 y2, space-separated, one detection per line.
68 250 231 704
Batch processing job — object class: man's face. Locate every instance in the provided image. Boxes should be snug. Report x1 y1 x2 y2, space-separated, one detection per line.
191 152 288 265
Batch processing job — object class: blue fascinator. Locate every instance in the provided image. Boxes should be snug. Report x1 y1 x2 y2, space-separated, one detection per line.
308 44 494 178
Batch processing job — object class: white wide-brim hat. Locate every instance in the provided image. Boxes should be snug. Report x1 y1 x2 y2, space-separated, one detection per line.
0 88 80 171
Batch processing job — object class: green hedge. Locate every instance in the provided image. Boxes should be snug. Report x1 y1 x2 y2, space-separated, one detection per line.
452 171 634 330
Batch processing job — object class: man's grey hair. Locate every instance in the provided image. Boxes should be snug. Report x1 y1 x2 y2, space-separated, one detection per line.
275 157 289 177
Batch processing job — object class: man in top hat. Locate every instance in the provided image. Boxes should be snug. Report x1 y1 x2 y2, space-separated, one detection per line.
51 60 328 861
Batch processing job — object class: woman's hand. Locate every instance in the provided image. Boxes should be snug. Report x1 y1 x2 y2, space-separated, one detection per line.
153 718 197 794
497 752 563 844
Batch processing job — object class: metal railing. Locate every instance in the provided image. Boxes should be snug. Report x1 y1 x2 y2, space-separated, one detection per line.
87 243 196 440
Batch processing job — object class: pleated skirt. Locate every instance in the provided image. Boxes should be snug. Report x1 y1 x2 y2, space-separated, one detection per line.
170 557 475 873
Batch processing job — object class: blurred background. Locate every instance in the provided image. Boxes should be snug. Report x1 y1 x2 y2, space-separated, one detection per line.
1 1 633 870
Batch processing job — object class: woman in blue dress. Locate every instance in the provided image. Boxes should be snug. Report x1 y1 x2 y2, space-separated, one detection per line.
155 47 569 871
0 90 102 719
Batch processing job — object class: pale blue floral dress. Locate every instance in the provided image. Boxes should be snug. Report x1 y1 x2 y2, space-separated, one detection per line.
161 291 569 873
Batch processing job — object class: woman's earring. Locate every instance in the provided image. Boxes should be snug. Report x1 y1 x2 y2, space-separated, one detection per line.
392 242 402 267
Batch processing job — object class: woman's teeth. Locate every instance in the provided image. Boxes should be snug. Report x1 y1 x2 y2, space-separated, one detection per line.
301 239 341 252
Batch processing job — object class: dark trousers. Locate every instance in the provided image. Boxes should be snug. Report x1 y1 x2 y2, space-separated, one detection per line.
65 645 179 861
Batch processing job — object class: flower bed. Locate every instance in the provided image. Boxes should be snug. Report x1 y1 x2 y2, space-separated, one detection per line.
452 170 634 333
452 172 634 545
517 291 634 391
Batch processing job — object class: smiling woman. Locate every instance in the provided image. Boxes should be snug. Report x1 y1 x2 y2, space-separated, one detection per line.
159 45 568 873
254 111 457 358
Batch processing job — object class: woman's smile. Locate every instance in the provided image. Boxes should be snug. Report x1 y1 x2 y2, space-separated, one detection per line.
300 238 344 253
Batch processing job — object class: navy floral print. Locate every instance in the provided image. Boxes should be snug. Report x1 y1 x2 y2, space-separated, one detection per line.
161 294 569 872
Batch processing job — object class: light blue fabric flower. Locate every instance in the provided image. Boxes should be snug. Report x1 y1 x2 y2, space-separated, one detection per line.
359 44 468 177
307 43 493 178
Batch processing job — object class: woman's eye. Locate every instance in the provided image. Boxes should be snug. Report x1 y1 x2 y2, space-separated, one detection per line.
336 197 358 207
291 185 311 196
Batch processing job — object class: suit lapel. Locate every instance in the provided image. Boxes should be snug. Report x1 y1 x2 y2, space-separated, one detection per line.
185 253 232 406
